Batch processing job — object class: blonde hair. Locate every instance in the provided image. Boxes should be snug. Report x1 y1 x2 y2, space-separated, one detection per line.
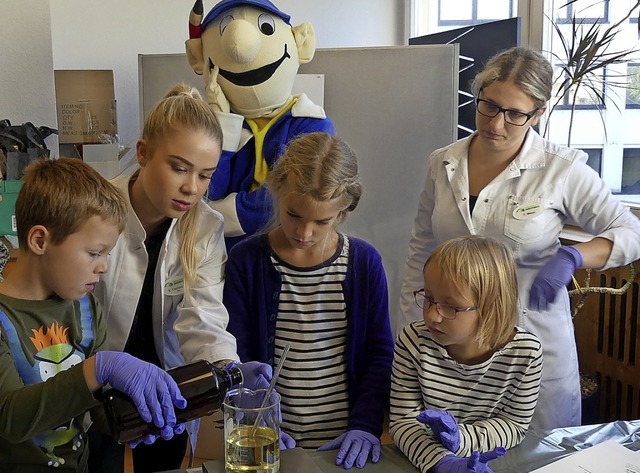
266 132 362 227
471 47 553 108
426 235 518 349
142 83 222 290
16 158 127 248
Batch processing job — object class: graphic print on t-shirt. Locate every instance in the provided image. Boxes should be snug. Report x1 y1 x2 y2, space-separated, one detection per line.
0 313 89 468
29 321 85 467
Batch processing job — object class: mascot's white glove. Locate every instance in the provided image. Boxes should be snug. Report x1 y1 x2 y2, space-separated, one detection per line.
206 65 231 114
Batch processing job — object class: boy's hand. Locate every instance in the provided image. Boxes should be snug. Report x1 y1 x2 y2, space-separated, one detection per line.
128 423 186 449
94 351 187 429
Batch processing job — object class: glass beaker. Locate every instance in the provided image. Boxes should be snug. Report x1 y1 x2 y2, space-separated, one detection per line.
223 388 281 473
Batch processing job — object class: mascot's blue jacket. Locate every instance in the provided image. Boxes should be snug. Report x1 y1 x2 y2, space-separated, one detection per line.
209 94 334 249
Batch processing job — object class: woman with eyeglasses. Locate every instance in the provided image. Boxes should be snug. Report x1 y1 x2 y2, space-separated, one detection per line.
397 47 640 431
390 235 543 473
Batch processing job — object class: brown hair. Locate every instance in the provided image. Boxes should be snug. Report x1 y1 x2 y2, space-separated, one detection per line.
16 158 127 248
426 235 518 349
471 47 553 108
266 132 362 227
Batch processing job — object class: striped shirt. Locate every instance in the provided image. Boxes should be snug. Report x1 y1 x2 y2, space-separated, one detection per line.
272 235 350 448
390 320 543 472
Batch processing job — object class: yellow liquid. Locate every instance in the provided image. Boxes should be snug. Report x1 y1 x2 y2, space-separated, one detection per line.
225 425 280 473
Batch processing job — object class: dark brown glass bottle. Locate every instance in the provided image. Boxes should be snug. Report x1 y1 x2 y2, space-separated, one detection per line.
102 360 243 444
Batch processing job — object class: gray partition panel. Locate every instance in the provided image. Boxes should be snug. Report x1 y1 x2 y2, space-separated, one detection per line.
138 45 458 330
299 46 457 329
138 53 203 128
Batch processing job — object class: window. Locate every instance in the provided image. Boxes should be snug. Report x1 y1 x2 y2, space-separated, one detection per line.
548 0 640 204
437 0 515 27
630 0 639 24
412 0 517 35
411 0 640 205
583 148 603 175
622 149 640 194
554 0 609 24
626 63 640 108
552 65 606 109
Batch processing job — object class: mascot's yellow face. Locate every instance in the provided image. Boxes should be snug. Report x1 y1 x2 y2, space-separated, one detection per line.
201 6 304 117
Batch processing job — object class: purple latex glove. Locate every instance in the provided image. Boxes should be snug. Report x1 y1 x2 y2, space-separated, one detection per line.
433 448 507 473
477 448 507 470
230 386 296 450
417 409 460 452
237 361 272 390
94 351 187 431
128 423 186 449
280 430 296 450
529 246 583 311
317 430 381 469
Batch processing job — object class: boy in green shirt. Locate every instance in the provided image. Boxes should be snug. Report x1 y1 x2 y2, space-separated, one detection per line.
0 158 186 472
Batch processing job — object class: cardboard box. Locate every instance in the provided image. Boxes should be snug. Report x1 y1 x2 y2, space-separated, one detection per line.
0 180 23 236
54 70 117 144
82 143 120 179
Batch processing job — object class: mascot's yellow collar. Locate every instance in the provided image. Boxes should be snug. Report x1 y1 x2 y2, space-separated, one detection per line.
247 96 298 190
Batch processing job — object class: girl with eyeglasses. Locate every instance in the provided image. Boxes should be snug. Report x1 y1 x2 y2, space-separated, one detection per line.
397 47 640 431
390 235 543 473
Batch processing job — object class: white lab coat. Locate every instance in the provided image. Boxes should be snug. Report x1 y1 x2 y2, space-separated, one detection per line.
398 129 640 429
93 173 239 451
94 173 239 368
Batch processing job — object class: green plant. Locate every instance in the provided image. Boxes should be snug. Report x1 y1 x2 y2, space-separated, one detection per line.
543 0 640 146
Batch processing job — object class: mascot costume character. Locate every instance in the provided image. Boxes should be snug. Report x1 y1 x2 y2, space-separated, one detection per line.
186 0 335 248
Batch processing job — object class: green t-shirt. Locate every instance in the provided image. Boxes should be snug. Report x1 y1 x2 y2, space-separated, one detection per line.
0 292 107 473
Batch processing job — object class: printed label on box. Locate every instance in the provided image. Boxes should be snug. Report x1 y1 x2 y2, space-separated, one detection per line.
54 70 118 144
57 100 117 144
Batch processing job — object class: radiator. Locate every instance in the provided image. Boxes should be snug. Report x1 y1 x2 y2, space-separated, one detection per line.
573 262 640 423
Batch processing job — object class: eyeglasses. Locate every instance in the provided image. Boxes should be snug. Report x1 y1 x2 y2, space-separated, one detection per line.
413 289 477 320
475 98 539 126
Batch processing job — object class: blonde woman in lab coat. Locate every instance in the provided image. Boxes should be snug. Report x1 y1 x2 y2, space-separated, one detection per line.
90 84 271 473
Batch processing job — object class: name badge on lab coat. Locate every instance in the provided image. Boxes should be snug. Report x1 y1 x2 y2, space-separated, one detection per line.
513 202 544 220
164 277 184 296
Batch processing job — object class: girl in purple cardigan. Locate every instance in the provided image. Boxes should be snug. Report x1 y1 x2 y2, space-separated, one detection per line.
224 132 394 470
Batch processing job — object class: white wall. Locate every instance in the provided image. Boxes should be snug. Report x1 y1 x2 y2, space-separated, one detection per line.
50 0 405 148
1 0 58 150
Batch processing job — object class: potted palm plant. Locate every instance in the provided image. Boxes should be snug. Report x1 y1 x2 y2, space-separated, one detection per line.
543 0 640 146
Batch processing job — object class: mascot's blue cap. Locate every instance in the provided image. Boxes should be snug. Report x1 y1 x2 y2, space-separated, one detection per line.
202 0 291 29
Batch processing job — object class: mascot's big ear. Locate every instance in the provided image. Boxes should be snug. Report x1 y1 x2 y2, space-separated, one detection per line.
186 38 205 75
292 22 316 64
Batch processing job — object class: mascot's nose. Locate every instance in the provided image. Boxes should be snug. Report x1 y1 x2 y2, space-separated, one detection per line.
221 19 261 65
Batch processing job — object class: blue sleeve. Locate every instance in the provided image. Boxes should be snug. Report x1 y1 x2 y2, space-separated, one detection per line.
223 239 273 363
223 245 253 362
347 241 395 437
